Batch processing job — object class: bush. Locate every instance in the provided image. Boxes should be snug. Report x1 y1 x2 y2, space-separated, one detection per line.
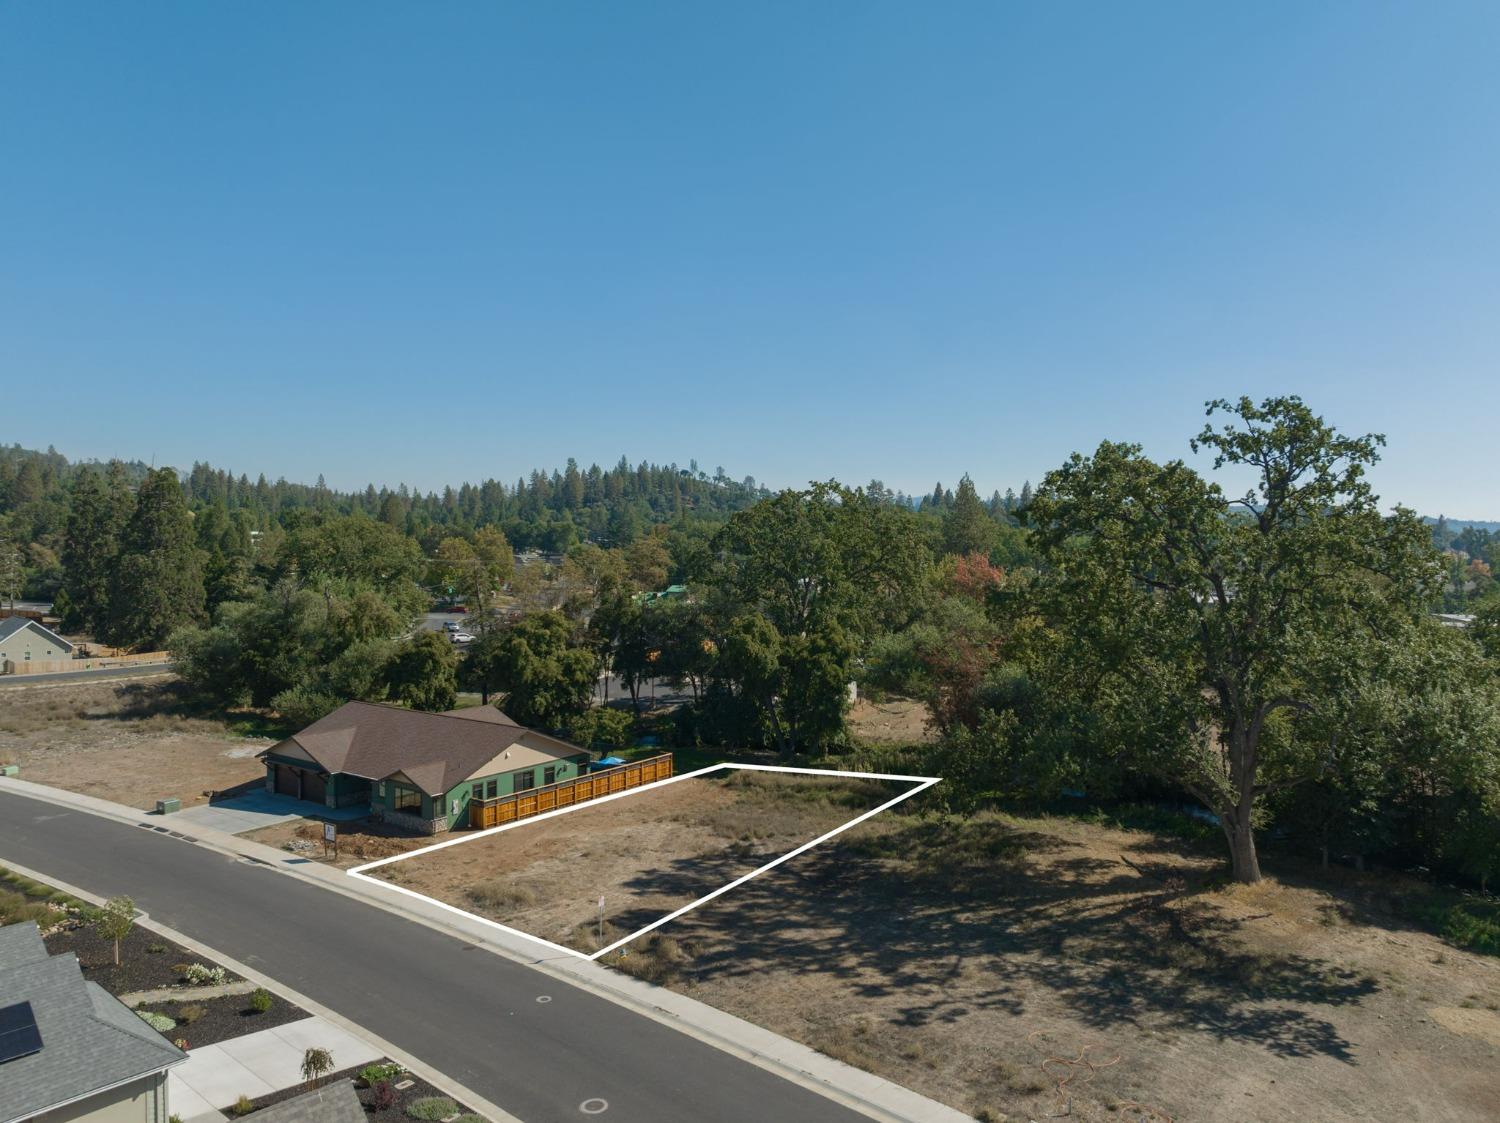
359 1062 407 1086
1400 891 1500 956
147 942 168 954
451 1115 487 1123
371 1082 397 1112
136 1010 175 1032
405 1097 459 1121
182 962 229 986
248 988 274 1014
177 1004 207 1025
231 1095 254 1117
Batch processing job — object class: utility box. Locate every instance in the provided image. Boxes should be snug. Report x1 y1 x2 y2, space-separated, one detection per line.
0 764 17 778
156 797 181 815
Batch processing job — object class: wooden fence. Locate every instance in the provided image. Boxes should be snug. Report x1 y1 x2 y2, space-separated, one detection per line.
1 652 172 676
469 752 675 830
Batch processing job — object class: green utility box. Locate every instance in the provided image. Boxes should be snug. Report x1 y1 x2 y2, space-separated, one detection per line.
156 797 181 815
0 764 17 778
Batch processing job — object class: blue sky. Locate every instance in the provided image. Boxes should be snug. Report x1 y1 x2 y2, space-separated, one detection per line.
2 3 1496 515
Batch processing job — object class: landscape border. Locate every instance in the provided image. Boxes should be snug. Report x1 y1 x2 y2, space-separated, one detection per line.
347 761 941 961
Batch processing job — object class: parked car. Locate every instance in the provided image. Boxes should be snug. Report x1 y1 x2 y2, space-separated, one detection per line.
450 631 476 644
445 620 462 631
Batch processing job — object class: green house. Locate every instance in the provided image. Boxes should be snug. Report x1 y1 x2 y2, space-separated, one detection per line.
258 701 591 833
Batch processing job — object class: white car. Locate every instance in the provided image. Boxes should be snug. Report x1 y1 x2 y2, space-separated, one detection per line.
444 620 462 632
450 631 476 644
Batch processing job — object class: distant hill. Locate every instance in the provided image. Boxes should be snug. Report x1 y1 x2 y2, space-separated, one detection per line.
1424 517 1500 533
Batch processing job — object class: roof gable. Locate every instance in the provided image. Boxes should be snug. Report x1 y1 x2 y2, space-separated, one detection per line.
0 617 74 652
275 701 589 796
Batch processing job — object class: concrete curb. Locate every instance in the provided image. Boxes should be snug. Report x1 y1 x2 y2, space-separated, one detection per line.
0 776 973 1123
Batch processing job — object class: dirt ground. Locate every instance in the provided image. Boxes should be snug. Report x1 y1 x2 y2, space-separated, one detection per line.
373 771 909 952
245 817 436 867
0 678 270 809
847 696 936 744
610 809 1500 1122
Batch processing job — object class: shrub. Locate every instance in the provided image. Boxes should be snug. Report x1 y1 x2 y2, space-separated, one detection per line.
248 988 274 1014
182 963 229 986
359 1062 407 1086
231 1095 254 1117
452 1115 487 1123
405 1097 459 1121
370 1081 397 1112
136 1010 175 1032
465 881 536 911
177 1004 207 1025
147 942 168 954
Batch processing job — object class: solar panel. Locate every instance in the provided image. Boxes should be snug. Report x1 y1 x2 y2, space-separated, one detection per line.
0 1001 42 1063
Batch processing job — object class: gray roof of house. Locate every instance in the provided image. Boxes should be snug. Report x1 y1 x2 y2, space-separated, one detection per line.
248 1083 367 1123
0 616 74 651
0 922 184 1123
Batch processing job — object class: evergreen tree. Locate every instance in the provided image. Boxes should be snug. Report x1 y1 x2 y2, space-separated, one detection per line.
943 475 996 557
59 470 122 632
107 468 205 648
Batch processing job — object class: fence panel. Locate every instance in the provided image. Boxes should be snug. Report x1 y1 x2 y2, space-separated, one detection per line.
469 752 675 830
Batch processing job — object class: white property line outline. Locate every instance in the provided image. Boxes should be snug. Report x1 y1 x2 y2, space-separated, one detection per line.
347 762 940 961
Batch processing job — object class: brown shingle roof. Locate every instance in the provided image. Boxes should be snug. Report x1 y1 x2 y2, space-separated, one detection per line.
441 705 521 726
260 701 585 796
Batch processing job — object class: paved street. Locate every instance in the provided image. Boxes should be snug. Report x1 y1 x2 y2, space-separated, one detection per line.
0 662 176 686
0 788 870 1123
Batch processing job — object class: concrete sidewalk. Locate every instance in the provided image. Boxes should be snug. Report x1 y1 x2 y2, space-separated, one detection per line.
169 1016 383 1123
0 774 973 1123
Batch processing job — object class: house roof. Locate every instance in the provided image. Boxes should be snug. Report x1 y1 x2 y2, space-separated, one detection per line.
0 923 184 1123
0 617 74 652
248 1083 366 1123
441 705 521 727
261 701 588 796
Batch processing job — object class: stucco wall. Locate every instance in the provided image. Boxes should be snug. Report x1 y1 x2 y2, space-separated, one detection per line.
31 1072 170 1123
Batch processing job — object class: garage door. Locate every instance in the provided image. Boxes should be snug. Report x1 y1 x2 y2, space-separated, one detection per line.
301 769 326 803
275 765 299 797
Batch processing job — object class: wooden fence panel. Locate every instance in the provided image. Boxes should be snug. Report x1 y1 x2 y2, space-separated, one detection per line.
468 752 674 830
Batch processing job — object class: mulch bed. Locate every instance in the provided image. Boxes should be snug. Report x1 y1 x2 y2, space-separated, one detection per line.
135 987 306 1049
43 921 227 994
228 1067 481 1121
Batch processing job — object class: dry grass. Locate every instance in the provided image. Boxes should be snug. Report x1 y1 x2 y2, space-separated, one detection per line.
467 881 538 910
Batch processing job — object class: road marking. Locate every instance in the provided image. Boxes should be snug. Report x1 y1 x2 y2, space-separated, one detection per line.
579 1099 608 1115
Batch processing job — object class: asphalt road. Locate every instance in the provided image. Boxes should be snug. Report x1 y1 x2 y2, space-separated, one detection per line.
0 789 867 1123
0 663 176 687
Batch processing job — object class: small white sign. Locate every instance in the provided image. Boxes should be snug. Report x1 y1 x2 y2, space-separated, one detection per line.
323 822 337 843
598 895 605 911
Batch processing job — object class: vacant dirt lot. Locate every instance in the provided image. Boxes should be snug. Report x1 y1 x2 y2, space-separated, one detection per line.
0 678 270 809
584 810 1500 1123
374 770 909 952
847 696 936 744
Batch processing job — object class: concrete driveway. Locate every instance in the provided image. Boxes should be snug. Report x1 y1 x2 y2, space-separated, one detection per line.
172 792 369 836
168 1016 383 1123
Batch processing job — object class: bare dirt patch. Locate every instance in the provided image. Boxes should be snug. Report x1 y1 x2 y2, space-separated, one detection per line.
848 696 935 744
0 678 270 809
373 771 909 953
589 809 1500 1123
244 818 436 867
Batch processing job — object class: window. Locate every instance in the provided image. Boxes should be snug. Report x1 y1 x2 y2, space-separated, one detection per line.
471 783 483 802
394 786 421 812
544 766 556 786
515 769 536 792
434 795 445 815
485 779 498 798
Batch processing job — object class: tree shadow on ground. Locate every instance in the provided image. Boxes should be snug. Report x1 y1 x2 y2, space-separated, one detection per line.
621 815 1379 1062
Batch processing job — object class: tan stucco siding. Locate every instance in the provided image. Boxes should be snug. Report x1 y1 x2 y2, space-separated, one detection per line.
264 739 318 765
31 1072 170 1123
462 737 579 783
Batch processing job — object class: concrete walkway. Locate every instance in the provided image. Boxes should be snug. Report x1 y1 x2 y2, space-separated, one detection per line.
168 1016 384 1123
0 775 971 1123
120 980 259 1006
173 791 370 836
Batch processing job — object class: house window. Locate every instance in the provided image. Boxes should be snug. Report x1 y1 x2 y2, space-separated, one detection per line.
394 786 421 812
544 766 556 786
434 795 445 815
515 770 536 792
485 779 498 798
471 783 483 802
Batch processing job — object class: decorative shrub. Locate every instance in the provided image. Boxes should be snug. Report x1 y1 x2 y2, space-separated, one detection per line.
231 1095 254 1117
248 988 274 1014
147 942 168 954
178 1004 206 1025
405 1097 459 1121
136 1010 175 1032
359 1062 408 1086
182 963 229 986
371 1081 397 1112
452 1115 487 1123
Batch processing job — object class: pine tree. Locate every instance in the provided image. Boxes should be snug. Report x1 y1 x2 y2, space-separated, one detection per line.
60 470 124 633
106 468 205 649
943 475 995 557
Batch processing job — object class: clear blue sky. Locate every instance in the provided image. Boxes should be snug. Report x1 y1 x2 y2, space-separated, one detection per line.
3 3 1496 516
